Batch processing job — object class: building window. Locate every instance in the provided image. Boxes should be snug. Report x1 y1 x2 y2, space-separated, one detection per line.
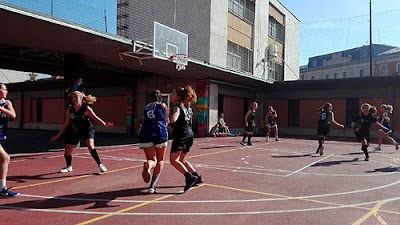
311 76 315 80
288 99 299 127
334 73 338 79
362 51 367 59
313 60 317 67
360 69 365 77
396 63 400 75
268 16 285 43
228 0 255 24
268 60 283 81
380 65 387 76
227 41 253 73
343 72 347 78
325 74 330 79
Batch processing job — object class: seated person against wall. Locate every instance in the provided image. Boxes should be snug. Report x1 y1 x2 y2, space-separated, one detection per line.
209 124 223 137
218 113 230 133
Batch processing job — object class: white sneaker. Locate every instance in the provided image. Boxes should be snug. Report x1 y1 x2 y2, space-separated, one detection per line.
148 187 157 194
395 143 399 151
275 137 279 141
266 137 269 142
60 166 73 173
374 147 381 151
99 164 108 172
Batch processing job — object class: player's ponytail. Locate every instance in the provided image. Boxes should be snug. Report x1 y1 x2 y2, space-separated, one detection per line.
175 86 197 104
150 89 162 102
381 104 393 113
73 91 97 105
317 103 332 113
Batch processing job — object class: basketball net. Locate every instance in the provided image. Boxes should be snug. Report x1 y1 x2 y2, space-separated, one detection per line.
169 54 188 71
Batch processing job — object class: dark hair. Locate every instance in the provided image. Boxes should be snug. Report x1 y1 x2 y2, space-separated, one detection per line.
174 86 197 104
317 102 332 113
150 89 162 102
369 106 377 115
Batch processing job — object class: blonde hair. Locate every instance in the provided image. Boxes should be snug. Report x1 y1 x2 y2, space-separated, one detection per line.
361 103 372 111
72 91 97 105
380 104 393 113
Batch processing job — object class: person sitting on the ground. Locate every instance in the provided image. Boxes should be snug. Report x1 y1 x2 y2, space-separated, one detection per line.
209 124 223 137
218 113 230 133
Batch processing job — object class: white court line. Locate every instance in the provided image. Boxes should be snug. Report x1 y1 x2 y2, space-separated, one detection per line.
284 154 334 177
2 196 400 216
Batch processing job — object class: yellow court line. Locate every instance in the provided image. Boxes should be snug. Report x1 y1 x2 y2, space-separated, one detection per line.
12 165 142 190
203 184 400 216
75 184 204 225
352 201 388 225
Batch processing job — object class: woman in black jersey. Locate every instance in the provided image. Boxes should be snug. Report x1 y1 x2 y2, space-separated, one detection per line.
241 102 258 146
351 103 388 161
315 103 344 156
50 91 114 173
169 86 203 192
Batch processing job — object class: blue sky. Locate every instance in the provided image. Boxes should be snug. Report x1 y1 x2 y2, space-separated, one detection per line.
279 0 400 65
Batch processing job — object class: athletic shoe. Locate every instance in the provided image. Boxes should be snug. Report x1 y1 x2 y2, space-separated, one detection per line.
240 141 247 146
315 148 320 154
142 162 151 183
395 143 399 151
193 175 204 186
99 164 108 172
266 137 269 142
184 175 198 192
247 142 253 146
60 166 73 173
0 187 19 198
374 146 382 151
365 156 370 161
275 137 279 141
148 187 157 194
319 146 324 156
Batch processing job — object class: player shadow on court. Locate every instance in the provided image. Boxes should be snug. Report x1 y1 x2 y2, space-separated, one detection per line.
364 166 399 173
200 145 236 149
0 186 185 210
6 172 97 184
271 153 313 158
311 158 360 167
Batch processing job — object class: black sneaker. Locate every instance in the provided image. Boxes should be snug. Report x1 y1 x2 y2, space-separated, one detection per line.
319 146 324 156
247 142 253 146
193 175 204 186
0 187 19 198
184 175 198 192
365 156 370 161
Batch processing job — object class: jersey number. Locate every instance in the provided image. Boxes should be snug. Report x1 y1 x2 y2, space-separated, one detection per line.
321 112 327 120
147 109 155 119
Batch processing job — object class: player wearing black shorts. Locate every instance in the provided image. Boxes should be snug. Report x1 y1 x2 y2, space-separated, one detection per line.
316 103 344 156
169 86 203 192
265 105 279 142
241 102 258 146
0 83 19 197
50 91 114 173
351 103 388 161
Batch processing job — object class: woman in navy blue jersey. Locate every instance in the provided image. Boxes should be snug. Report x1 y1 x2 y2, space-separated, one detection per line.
50 91 113 173
374 104 399 151
351 103 389 161
0 83 19 197
169 86 203 192
138 90 169 194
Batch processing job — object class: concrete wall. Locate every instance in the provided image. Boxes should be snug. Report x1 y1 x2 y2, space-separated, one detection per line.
209 0 228 67
253 0 269 80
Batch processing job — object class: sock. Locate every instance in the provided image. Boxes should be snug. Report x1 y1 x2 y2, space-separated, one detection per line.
149 175 159 189
242 133 248 142
89 149 102 165
192 171 200 177
64 155 72 167
184 172 192 179
361 145 369 157
1 179 6 189
248 135 252 143
318 137 324 148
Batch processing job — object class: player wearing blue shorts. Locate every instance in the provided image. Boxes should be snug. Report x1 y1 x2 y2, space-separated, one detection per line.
169 86 203 192
351 103 388 161
374 104 399 151
316 103 344 156
0 83 19 197
50 91 113 173
138 90 169 194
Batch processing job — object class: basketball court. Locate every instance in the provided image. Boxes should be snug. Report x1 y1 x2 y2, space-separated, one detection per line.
1 136 400 224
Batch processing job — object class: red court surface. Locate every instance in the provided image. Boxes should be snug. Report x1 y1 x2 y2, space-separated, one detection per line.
1 136 400 224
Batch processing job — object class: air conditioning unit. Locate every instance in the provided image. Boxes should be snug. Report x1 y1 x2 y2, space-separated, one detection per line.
268 44 278 58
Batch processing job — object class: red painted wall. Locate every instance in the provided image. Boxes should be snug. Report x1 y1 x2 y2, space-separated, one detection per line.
90 96 126 126
265 100 288 127
300 99 346 129
42 98 65 123
223 95 244 128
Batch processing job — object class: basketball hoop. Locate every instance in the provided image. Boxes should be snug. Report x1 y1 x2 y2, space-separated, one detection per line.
169 54 189 71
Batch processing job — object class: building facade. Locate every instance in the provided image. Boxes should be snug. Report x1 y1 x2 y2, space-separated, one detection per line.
117 0 300 82
300 44 400 80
